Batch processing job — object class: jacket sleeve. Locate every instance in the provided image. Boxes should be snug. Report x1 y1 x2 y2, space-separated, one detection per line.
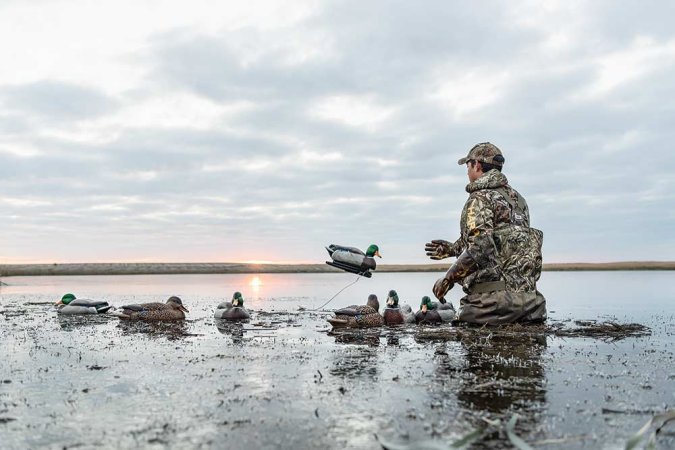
448 237 464 257
462 194 498 269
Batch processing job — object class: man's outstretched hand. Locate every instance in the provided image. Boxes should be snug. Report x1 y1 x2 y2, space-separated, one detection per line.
425 239 453 260
432 277 453 303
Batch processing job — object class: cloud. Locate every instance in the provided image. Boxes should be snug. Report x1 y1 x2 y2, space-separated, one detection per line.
1 81 118 121
0 0 673 264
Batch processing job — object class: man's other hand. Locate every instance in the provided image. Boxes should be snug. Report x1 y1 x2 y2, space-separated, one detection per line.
432 277 453 302
425 239 453 260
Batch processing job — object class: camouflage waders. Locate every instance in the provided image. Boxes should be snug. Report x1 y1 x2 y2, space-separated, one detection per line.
448 169 547 325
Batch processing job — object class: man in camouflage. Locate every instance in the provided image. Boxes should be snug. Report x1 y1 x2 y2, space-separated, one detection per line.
425 142 547 324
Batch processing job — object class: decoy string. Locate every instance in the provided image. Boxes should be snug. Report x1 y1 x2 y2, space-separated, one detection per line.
312 274 361 311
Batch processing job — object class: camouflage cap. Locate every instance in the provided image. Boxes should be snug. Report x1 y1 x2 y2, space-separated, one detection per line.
457 142 504 167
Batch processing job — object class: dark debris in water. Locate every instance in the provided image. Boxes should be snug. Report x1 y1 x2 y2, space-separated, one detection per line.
561 320 651 340
415 320 651 343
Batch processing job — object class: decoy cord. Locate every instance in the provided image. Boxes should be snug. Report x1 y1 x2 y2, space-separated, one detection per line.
312 274 361 311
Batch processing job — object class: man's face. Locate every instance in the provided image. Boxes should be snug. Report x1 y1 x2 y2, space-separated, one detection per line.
466 160 482 182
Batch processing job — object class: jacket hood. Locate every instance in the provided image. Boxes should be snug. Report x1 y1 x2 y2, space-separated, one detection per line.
466 169 508 193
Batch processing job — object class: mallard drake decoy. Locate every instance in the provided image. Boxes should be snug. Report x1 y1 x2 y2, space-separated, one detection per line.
382 290 415 325
415 296 456 324
55 293 113 315
325 244 381 278
116 296 189 321
328 294 384 328
214 291 251 321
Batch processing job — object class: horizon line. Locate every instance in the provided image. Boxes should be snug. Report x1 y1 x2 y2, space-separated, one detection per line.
1 261 673 277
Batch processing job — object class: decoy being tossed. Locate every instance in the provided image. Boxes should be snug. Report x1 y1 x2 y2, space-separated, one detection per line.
214 291 251 321
55 293 113 315
415 296 456 324
327 294 384 328
116 296 189 321
382 290 415 325
325 244 381 278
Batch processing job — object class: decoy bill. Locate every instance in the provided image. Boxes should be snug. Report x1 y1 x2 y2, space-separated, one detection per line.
325 244 381 277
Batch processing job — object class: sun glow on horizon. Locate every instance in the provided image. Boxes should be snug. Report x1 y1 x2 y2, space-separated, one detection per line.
249 276 262 291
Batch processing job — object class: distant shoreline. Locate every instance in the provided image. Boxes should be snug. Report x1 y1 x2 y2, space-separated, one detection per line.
0 261 673 277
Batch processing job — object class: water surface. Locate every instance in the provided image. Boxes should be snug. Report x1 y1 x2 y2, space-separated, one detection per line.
1 271 673 449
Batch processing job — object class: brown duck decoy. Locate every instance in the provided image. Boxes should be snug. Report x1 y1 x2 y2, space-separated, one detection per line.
327 294 383 328
117 296 189 321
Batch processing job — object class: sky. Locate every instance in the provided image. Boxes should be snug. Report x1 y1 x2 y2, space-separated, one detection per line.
0 0 674 264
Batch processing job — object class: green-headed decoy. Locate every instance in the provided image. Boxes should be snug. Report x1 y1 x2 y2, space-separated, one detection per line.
325 244 381 277
214 291 251 321
382 289 415 325
55 293 113 315
415 296 456 324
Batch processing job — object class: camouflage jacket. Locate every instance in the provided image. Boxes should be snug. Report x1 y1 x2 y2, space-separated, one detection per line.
449 169 542 293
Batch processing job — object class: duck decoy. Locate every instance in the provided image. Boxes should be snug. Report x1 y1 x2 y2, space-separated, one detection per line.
327 294 384 328
55 293 113 315
382 290 415 325
214 291 251 321
325 244 381 278
116 296 189 321
415 296 456 324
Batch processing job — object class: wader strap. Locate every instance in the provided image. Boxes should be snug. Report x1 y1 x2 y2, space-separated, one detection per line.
494 186 526 215
470 280 507 294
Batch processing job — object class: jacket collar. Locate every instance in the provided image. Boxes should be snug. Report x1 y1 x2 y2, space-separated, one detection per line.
466 169 508 193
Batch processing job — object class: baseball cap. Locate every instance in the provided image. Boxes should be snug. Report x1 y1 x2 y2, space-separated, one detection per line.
458 142 505 166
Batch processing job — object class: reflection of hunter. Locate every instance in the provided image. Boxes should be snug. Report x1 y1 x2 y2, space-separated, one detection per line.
425 142 546 325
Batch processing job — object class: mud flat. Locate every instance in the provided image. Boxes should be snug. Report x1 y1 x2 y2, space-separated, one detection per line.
1 271 674 450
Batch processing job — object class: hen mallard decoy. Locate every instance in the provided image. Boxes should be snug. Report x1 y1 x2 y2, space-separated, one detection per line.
382 290 415 325
327 294 384 328
325 244 381 278
214 291 251 320
55 293 113 315
116 296 189 321
415 296 456 324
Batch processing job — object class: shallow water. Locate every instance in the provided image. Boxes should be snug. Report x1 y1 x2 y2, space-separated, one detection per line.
0 271 673 449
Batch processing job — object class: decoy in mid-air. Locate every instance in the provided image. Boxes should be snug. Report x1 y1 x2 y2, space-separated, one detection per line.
325 244 381 277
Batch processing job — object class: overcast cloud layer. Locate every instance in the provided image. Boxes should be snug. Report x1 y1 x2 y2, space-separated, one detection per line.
1 0 673 264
